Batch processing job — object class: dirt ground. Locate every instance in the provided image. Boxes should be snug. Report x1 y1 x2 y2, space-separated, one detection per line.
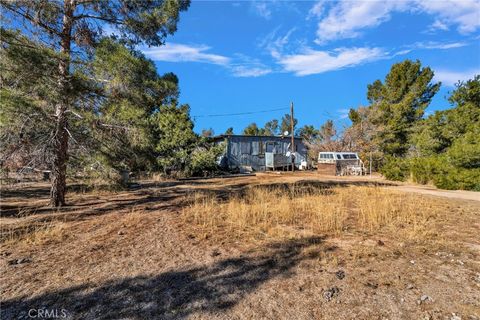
1 172 479 320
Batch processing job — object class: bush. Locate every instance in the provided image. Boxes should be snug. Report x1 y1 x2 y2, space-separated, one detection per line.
390 156 480 191
186 143 225 177
380 156 409 181
446 131 480 169
408 157 441 185
432 166 480 191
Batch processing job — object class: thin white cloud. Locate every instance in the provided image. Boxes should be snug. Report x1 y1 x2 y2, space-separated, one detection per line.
415 41 467 50
392 40 468 56
394 49 412 56
142 43 230 65
434 69 480 87
277 47 386 76
263 27 390 76
142 43 272 78
251 1 300 20
311 0 480 44
230 54 272 77
338 108 350 119
251 1 272 19
262 28 298 59
231 65 272 77
307 0 327 20
429 20 449 32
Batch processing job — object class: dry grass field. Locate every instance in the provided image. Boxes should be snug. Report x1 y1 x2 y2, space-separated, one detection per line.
1 172 479 319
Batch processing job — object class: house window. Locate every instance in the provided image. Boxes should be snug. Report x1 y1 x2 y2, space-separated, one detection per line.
252 141 260 155
266 143 273 153
240 141 251 154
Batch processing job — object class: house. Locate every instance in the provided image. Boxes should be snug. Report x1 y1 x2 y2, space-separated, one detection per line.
317 152 365 175
212 135 308 172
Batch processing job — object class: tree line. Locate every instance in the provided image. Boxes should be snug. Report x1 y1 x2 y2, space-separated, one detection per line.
229 60 479 191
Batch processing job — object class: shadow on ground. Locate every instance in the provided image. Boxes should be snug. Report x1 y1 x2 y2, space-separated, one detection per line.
2 236 326 319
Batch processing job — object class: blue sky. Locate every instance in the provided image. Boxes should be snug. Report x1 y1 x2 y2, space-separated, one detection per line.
140 0 480 134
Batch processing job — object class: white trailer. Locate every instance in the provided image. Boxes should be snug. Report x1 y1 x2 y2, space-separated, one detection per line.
318 152 365 176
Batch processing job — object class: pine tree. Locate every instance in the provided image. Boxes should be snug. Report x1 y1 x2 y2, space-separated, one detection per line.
367 60 440 157
1 0 190 206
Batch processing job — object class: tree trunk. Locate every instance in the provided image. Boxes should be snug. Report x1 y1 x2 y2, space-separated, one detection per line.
50 0 75 207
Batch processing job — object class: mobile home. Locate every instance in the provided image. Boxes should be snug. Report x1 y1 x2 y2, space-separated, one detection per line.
213 135 308 172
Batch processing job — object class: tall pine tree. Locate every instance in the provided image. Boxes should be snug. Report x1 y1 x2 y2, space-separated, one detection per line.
1 0 190 206
367 60 440 157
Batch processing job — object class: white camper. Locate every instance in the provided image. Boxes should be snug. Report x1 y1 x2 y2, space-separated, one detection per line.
317 152 365 175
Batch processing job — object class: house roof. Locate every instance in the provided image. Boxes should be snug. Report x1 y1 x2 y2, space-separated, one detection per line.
211 134 303 141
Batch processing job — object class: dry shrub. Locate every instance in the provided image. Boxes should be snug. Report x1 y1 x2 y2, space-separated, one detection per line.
183 185 442 242
121 207 145 227
354 187 437 233
2 221 69 245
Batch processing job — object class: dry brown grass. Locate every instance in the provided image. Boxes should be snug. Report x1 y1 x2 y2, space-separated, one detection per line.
2 176 479 320
1 221 70 245
183 185 443 242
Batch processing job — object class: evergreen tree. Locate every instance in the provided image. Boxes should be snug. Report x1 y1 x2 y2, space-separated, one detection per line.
152 104 197 174
367 60 440 157
280 114 297 135
413 76 480 166
243 123 264 136
297 125 319 142
90 39 181 172
1 0 190 206
263 119 279 136
348 108 361 125
1 29 62 173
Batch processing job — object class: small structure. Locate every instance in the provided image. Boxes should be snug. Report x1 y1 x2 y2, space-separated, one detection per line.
213 135 307 172
265 141 292 170
317 152 365 176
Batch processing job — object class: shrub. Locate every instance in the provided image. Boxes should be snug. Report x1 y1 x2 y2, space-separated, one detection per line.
446 131 480 169
408 157 441 185
186 142 225 177
396 156 480 191
380 156 409 181
432 166 480 191
430 156 479 191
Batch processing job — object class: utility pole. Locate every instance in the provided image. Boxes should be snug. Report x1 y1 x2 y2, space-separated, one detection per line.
369 151 372 177
290 102 295 172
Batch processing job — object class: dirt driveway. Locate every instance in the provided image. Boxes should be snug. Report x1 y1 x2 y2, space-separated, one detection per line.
264 172 480 202
250 172 480 202
391 184 480 202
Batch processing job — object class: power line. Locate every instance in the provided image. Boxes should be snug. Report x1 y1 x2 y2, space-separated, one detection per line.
192 107 289 119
